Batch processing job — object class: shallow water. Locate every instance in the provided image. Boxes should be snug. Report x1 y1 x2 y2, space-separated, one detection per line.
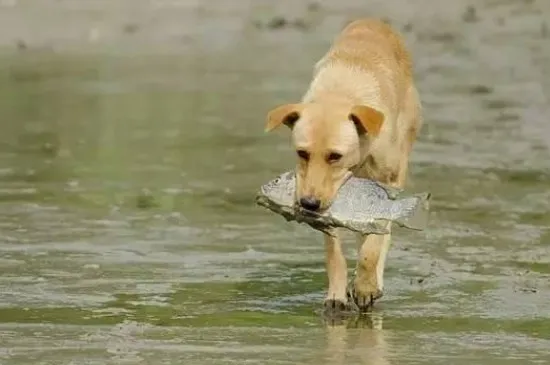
0 0 549 364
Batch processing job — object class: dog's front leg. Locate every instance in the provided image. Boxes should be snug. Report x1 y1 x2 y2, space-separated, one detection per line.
323 231 349 314
349 223 392 312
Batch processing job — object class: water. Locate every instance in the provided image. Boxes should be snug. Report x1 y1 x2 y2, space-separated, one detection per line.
0 0 549 364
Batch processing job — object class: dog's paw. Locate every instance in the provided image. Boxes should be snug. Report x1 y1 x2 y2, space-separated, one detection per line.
323 298 351 318
347 281 383 313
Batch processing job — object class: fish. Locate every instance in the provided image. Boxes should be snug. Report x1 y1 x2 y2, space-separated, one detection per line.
255 171 431 236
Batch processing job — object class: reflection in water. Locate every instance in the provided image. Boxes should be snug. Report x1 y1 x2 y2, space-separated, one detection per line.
322 313 390 365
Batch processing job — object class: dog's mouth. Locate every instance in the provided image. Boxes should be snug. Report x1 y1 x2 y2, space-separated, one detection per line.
294 205 324 225
293 201 331 220
293 170 352 215
294 172 352 212
296 205 324 215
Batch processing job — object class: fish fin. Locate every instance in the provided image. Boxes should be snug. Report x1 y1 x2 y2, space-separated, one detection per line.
307 223 337 237
395 192 431 231
344 220 390 235
374 181 403 199
297 209 339 235
280 209 296 222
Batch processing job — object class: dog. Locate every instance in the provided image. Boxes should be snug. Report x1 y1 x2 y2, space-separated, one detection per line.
264 18 423 314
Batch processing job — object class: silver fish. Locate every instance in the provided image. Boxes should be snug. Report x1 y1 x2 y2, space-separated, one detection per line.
255 171 431 235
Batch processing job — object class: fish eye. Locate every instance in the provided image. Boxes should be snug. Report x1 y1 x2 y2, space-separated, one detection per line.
327 152 343 163
297 150 310 161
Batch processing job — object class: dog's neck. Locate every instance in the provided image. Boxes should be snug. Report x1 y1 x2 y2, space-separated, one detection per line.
302 63 383 109
352 155 396 184
351 137 398 185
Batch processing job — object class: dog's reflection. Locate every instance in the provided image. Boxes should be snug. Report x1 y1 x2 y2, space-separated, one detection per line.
321 313 390 365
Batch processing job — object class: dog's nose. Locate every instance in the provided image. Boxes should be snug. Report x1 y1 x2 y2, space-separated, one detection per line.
299 196 321 211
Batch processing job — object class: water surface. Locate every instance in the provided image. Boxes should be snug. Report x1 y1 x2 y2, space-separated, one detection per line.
0 0 549 364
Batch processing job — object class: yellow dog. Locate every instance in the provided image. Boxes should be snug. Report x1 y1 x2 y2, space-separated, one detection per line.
265 18 423 313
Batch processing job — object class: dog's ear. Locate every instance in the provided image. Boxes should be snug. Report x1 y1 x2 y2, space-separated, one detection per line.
349 105 385 136
265 103 304 132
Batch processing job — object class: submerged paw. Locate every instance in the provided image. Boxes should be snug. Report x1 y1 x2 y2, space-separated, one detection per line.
347 283 383 312
323 299 352 317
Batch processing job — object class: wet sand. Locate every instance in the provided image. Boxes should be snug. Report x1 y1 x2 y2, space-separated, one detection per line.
0 0 549 364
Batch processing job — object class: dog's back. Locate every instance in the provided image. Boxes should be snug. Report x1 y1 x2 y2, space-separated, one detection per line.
318 19 412 78
304 19 413 121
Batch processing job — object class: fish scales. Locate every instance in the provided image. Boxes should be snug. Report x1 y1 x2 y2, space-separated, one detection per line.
256 171 431 235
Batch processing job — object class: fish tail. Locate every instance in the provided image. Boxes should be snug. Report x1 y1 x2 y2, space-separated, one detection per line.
395 192 431 230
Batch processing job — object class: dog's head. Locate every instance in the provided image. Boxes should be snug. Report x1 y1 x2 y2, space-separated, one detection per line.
265 102 384 212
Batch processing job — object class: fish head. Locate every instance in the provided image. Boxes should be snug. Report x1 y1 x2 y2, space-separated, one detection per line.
264 101 385 212
259 171 296 207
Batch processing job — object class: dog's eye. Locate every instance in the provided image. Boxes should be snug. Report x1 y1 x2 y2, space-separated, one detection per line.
297 150 310 161
327 152 343 162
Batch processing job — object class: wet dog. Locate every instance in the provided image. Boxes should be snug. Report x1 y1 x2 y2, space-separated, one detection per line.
265 18 423 314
